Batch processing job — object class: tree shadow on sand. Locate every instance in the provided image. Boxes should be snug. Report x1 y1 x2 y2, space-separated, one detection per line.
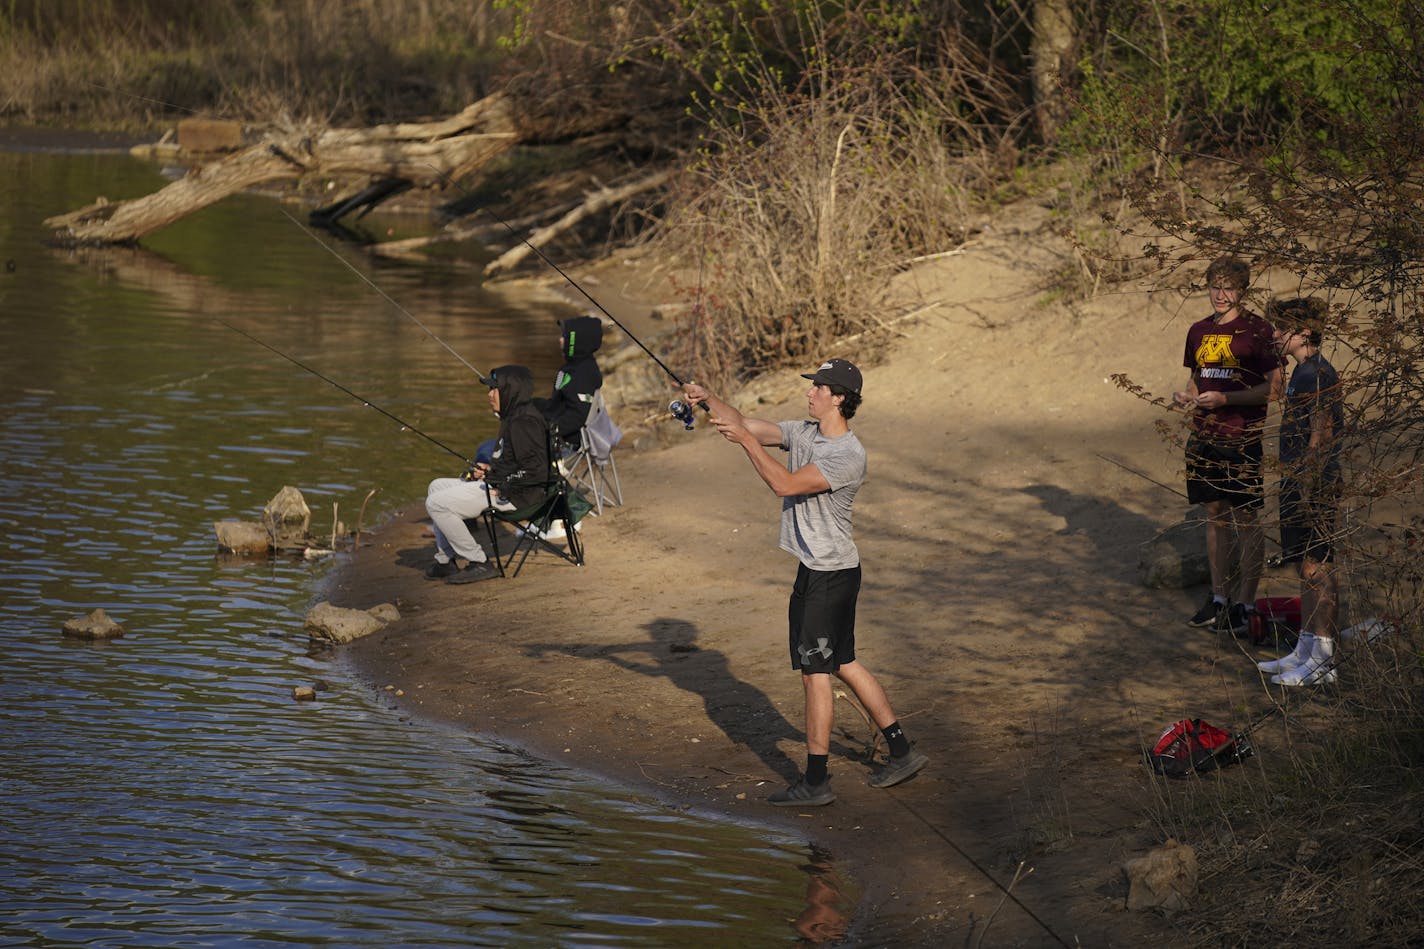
526 617 806 782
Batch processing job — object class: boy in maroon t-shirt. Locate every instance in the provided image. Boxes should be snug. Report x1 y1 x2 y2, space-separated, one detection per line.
1172 257 1282 635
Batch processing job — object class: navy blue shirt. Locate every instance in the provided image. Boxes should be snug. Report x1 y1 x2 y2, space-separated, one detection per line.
1280 353 1343 479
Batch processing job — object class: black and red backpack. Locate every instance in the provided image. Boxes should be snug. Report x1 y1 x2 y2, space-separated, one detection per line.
1145 718 1254 778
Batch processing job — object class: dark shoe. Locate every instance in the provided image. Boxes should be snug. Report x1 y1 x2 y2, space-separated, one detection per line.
768 777 835 807
1187 595 1223 628
1225 602 1253 637
446 560 500 584
424 560 459 580
869 748 929 788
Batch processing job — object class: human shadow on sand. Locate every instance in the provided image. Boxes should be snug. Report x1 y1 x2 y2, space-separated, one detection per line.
1019 483 1163 580
525 617 809 782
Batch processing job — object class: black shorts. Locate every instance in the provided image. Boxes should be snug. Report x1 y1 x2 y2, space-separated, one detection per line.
1279 476 1339 564
788 563 860 674
1186 434 1264 510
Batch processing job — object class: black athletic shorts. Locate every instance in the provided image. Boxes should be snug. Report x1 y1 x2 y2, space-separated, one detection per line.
788 563 860 674
1279 476 1339 564
1185 434 1264 510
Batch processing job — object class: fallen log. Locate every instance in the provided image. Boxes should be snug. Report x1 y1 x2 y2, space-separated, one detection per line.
45 95 518 245
483 168 677 276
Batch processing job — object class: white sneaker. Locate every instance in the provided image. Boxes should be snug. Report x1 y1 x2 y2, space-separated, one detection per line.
1338 618 1392 642
1258 633 1315 674
519 521 580 541
1271 661 1338 686
1271 637 1336 686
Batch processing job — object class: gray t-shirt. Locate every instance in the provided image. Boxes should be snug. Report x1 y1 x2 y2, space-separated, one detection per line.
777 420 866 570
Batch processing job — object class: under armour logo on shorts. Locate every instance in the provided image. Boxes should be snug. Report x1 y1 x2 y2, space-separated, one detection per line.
798 637 833 665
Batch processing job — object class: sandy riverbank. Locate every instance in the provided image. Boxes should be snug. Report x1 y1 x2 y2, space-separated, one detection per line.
319 206 1285 945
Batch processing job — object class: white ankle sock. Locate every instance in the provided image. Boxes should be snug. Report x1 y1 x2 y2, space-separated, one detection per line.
1258 632 1314 674
1272 635 1337 686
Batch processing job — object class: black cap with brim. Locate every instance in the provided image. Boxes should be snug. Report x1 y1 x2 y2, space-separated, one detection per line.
801 358 863 394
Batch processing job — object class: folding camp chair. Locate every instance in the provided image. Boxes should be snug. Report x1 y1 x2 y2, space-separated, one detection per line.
479 431 588 578
562 388 623 516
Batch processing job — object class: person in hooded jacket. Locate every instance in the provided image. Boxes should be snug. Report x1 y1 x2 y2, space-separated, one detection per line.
424 365 551 584
534 315 604 446
472 316 604 467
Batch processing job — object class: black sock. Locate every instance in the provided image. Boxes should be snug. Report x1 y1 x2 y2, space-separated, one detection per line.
805 754 829 786
883 721 911 758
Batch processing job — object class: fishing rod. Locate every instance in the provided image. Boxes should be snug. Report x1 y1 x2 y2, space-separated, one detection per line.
275 207 488 380
420 166 711 425
475 203 712 427
216 318 468 462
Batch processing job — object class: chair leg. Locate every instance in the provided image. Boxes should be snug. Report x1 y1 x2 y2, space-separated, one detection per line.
601 455 622 507
480 512 509 577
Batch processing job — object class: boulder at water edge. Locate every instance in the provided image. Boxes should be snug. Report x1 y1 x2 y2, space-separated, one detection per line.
263 485 312 551
215 519 272 554
303 601 400 645
62 608 125 641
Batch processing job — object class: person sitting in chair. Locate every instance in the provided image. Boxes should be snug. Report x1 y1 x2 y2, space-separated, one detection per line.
425 365 550 584
534 315 605 449
473 315 604 468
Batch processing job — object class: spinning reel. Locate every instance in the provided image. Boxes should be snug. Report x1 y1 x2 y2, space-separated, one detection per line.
668 400 697 430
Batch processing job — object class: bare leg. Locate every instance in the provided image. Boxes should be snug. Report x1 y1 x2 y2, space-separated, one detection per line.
1302 558 1338 637
1205 500 1231 599
832 660 897 730
1234 504 1265 604
802 673 835 756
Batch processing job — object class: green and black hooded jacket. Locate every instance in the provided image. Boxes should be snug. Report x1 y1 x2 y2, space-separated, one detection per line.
533 316 604 439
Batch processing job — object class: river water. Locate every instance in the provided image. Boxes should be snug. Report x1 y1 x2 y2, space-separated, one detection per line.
0 141 850 946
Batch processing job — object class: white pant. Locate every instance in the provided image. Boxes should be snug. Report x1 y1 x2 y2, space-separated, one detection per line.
425 477 513 564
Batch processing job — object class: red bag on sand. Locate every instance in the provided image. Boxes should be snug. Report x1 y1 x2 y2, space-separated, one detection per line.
1145 718 1254 778
1249 596 1301 647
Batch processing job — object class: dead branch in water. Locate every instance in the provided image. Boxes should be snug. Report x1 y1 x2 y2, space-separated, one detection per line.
45 95 517 245
482 168 677 277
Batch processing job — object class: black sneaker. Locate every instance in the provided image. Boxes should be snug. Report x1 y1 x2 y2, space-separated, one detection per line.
768 777 835 807
1225 602 1253 637
424 560 460 580
868 748 929 788
1187 595 1223 628
446 560 500 584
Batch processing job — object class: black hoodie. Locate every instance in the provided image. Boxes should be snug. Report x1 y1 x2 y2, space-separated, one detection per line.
481 364 551 509
532 316 604 439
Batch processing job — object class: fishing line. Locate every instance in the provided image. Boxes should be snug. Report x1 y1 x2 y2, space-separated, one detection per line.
422 161 704 406
276 207 487 380
1095 452 1187 501
215 317 467 462
81 80 488 381
476 204 692 387
887 795 1074 947
81 80 197 116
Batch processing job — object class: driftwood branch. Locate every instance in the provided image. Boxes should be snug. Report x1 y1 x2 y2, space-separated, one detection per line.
483 168 677 276
45 95 517 245
365 201 580 261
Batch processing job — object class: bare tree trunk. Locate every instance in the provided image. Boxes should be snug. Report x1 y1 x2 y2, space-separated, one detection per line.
1030 0 1077 143
46 95 517 245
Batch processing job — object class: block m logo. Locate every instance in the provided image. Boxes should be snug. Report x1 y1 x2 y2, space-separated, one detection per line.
1195 334 1240 367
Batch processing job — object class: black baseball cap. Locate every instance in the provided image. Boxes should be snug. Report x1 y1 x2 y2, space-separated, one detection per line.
801 358 862 394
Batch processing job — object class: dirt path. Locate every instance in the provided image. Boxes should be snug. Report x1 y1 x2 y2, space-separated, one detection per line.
327 211 1264 946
